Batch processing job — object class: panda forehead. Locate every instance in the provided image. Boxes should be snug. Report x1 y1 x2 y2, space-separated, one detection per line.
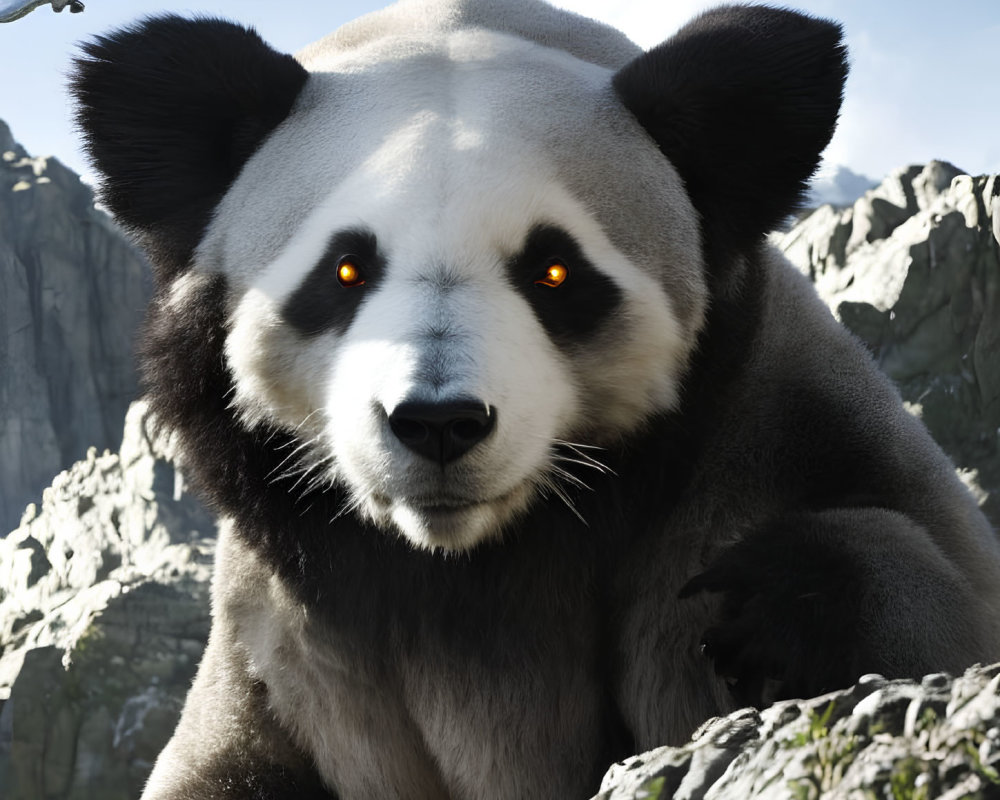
199 26 704 322
208 62 580 270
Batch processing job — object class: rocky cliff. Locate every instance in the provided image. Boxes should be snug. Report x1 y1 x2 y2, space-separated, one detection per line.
0 401 216 800
0 119 151 534
775 161 1000 525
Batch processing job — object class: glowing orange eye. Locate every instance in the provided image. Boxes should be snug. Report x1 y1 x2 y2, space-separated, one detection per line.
337 259 365 287
535 262 569 288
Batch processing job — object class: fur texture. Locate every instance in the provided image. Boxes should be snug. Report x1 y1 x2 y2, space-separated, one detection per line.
71 1 1000 798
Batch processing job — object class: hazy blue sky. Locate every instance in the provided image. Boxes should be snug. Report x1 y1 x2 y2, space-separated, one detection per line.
1 0 998 183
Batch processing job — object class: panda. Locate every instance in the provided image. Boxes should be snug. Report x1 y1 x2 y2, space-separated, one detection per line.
72 0 1000 798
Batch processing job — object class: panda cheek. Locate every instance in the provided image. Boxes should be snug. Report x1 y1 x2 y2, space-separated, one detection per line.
226 292 305 429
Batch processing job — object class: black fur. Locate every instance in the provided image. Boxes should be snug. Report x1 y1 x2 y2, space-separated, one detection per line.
680 513 873 706
72 16 308 279
506 225 623 344
282 229 384 336
679 505 988 708
613 5 847 261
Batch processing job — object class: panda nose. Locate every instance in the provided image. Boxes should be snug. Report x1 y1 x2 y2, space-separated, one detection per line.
388 400 496 464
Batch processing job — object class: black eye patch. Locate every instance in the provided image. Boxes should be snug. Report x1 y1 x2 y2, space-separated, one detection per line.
282 229 384 336
505 225 623 344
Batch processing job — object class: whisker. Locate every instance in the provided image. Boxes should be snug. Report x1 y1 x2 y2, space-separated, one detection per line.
551 438 606 452
551 455 612 477
271 410 322 449
553 442 615 476
297 502 316 518
548 464 592 492
331 493 364 524
304 465 336 495
535 473 588 526
540 436 615 476
265 435 325 482
286 462 318 493
294 408 323 430
289 444 333 495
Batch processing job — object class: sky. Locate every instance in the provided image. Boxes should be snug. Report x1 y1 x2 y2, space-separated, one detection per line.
1 0 998 184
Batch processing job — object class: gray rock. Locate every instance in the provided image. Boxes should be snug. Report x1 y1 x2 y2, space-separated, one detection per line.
0 401 216 800
0 118 151 535
593 664 1000 800
774 163 1000 524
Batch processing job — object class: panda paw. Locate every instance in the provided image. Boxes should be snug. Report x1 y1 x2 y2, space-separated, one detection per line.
679 517 871 707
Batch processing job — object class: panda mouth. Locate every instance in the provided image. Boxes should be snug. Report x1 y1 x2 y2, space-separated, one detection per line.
374 484 517 508
411 497 484 511
370 492 485 515
395 496 490 517
402 481 530 513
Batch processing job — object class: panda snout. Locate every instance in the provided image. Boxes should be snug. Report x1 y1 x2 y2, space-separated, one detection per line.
387 399 496 465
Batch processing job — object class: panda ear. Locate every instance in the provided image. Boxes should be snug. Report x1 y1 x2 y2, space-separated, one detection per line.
72 16 308 279
613 5 847 253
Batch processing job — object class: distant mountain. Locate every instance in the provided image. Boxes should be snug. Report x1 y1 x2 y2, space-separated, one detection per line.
0 119 151 535
807 164 878 208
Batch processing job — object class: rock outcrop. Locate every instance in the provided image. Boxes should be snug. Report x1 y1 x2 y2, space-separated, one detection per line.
0 401 216 800
594 663 1000 799
776 162 1000 524
0 119 151 534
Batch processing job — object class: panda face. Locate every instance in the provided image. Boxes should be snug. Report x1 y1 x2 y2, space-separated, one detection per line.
193 29 707 551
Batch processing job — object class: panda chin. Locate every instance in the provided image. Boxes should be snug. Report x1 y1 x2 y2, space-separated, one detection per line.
376 485 533 553
390 503 498 552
